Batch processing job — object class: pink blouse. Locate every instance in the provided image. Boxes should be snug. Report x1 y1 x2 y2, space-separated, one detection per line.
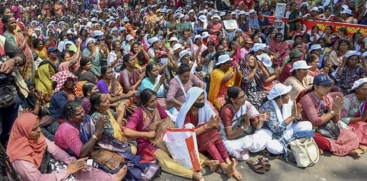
54 122 83 157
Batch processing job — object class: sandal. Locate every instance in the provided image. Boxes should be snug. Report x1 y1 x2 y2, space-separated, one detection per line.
262 149 282 159
257 156 271 171
246 158 266 174
358 145 367 153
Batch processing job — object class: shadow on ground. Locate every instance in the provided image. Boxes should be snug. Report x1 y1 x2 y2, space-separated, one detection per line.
154 151 367 181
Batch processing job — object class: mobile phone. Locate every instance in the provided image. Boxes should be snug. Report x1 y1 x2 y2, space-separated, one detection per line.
87 159 93 170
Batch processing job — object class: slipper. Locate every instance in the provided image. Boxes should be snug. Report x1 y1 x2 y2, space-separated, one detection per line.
257 156 271 171
262 149 282 159
246 158 265 174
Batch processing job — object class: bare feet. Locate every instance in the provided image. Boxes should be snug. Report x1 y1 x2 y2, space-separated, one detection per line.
209 160 220 172
225 158 236 178
358 145 367 153
113 165 127 181
349 149 362 159
233 170 243 180
192 171 204 181
319 149 323 155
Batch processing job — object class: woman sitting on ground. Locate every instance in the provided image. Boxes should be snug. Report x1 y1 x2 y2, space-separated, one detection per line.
7 113 125 181
340 78 367 148
166 64 204 110
81 82 99 114
299 74 361 158
124 89 220 181
260 84 313 156
219 86 271 161
175 87 243 180
88 92 161 180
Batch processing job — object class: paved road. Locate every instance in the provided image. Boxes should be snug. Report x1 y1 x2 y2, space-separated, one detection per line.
154 152 367 181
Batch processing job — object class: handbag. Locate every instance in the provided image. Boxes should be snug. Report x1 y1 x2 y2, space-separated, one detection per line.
232 114 255 139
290 138 319 168
0 85 17 109
316 120 340 140
89 149 125 171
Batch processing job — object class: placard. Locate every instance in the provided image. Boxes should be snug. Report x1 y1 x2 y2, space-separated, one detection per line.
223 20 238 30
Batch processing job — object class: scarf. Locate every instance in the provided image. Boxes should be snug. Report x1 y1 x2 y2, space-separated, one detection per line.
271 99 294 141
35 63 55 95
175 87 215 128
51 70 77 93
7 113 46 168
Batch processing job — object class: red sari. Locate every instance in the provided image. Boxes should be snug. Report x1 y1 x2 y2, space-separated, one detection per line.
184 111 229 163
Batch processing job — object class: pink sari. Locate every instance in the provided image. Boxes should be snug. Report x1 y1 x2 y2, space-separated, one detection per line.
207 23 222 45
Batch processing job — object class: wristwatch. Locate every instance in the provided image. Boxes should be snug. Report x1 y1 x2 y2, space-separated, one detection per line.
241 126 245 130
92 134 98 140
330 111 335 115
14 59 19 67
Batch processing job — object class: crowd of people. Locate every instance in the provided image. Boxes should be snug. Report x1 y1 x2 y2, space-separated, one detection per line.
0 0 367 180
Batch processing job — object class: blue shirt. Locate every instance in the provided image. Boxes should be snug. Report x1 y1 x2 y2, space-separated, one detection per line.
50 91 68 119
247 17 260 30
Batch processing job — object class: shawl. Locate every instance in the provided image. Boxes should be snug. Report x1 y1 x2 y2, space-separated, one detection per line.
51 71 77 93
175 87 215 128
7 113 46 168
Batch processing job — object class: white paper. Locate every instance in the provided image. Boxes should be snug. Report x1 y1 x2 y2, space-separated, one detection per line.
160 58 168 64
223 20 238 30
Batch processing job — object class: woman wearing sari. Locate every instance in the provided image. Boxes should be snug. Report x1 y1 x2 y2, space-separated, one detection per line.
260 84 313 156
2 15 34 81
81 82 99 115
284 61 314 101
240 54 280 109
269 33 289 63
299 74 361 157
97 65 136 106
119 54 145 93
207 15 223 45
35 60 56 104
82 38 102 77
326 39 350 72
219 86 271 161
166 64 205 110
340 78 367 147
54 100 155 181
285 3 301 39
209 55 241 111
176 87 242 180
33 38 48 60
140 63 168 98
7 113 112 181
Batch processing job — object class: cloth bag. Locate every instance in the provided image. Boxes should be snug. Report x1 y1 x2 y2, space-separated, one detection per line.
290 138 319 167
89 149 125 171
162 126 201 171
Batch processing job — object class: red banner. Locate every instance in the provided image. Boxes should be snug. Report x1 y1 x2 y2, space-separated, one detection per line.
266 16 367 36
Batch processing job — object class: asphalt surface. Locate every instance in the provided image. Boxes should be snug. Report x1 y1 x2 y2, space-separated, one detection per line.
154 151 367 181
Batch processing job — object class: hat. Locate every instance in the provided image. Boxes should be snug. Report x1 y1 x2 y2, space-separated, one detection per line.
290 60 312 72
158 51 168 58
126 34 134 41
341 4 349 10
313 74 333 86
309 44 322 53
256 53 272 67
199 15 207 22
363 51 367 58
47 47 58 53
289 49 302 59
66 29 73 34
211 14 221 20
220 12 226 16
173 44 183 51
252 43 267 52
310 7 319 12
300 2 309 7
248 9 256 14
216 54 232 66
123 16 129 22
93 30 103 37
345 50 361 58
202 32 210 39
110 27 118 33
179 50 191 61
267 84 292 100
352 78 367 90
341 9 352 15
239 11 246 15
234 28 242 34
178 14 185 19
148 37 159 44
169 37 178 42
194 35 202 41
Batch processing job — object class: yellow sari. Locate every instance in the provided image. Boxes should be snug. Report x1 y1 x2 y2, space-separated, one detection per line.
35 63 54 97
208 67 241 110
107 110 127 143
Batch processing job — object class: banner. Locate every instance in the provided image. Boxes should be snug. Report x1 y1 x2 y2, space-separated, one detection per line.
266 16 367 36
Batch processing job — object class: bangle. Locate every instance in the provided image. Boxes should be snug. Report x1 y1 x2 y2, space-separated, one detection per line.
35 101 40 104
203 125 207 130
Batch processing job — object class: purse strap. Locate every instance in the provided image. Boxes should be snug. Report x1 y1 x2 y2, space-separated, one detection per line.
304 138 320 165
